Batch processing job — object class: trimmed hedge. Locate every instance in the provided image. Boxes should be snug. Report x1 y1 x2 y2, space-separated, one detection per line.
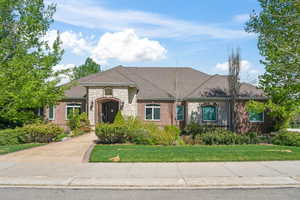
272 131 300 147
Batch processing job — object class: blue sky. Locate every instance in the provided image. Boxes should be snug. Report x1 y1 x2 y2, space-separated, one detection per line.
46 0 263 83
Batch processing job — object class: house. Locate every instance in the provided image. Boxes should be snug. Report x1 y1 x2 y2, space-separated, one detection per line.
45 66 271 133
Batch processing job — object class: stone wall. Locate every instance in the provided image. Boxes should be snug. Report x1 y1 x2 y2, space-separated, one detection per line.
87 86 138 125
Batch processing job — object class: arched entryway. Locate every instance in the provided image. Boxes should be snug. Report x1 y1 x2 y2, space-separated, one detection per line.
95 97 120 123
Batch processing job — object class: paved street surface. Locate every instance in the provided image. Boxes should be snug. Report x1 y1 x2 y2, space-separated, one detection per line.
0 187 300 200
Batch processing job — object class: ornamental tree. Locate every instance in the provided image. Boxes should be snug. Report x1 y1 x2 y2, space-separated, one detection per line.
246 0 300 130
0 0 66 128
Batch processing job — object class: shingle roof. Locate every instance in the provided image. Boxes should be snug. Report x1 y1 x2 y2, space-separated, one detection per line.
63 66 265 100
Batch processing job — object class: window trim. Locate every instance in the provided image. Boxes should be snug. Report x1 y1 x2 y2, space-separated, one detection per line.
202 105 218 122
176 105 185 121
48 105 55 121
144 104 160 121
65 104 82 120
249 111 265 123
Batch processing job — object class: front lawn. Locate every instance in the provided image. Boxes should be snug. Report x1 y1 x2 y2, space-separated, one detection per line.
90 145 300 162
0 144 43 155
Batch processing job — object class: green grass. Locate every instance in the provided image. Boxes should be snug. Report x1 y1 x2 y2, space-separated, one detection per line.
90 145 300 162
0 143 43 155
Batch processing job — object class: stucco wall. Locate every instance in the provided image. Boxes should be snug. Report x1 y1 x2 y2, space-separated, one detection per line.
87 86 138 125
186 101 230 127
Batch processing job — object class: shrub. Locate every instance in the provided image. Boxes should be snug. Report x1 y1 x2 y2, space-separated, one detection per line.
67 111 91 135
54 133 69 142
183 122 218 138
95 119 181 145
0 128 27 145
272 131 300 147
95 123 130 144
157 125 180 145
128 128 154 145
23 123 64 143
197 128 259 145
114 111 125 124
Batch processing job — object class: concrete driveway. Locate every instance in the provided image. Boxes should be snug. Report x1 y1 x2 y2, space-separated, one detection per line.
0 133 97 163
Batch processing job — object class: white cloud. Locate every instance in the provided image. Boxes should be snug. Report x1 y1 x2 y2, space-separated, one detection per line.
91 29 166 64
233 14 250 23
215 60 251 72
214 60 261 84
46 0 251 40
45 30 92 55
53 63 76 72
53 64 76 85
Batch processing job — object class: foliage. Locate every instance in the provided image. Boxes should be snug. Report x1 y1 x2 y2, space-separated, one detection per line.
54 133 69 142
0 0 66 128
95 118 180 145
182 122 218 138
95 123 130 144
23 123 64 143
72 58 100 80
246 0 300 130
0 128 27 145
67 111 91 136
272 131 300 147
114 111 125 124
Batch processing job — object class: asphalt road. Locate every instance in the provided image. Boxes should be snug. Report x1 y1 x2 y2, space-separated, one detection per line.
0 187 300 200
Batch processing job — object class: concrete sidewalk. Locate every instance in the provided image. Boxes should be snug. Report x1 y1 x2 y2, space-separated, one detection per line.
0 134 300 188
0 161 300 188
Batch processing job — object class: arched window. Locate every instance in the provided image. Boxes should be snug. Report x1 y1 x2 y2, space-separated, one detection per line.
202 105 217 121
145 104 160 121
104 87 113 96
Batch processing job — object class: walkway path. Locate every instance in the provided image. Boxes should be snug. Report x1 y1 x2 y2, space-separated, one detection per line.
0 133 97 163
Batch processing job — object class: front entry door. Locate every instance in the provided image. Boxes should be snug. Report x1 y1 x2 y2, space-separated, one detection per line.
102 101 119 123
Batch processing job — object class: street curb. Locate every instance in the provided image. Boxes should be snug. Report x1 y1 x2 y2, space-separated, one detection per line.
82 143 95 163
0 184 300 190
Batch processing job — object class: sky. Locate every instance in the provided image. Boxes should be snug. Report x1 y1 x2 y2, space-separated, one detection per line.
45 0 263 84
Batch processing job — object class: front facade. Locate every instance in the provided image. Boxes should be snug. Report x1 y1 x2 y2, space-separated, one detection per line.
45 66 270 133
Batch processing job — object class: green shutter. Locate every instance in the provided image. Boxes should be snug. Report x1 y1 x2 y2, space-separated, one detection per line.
176 105 184 121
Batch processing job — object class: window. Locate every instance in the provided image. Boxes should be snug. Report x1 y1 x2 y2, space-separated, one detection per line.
66 104 81 120
145 104 160 121
202 106 217 121
249 111 264 122
104 88 113 96
176 105 185 121
48 106 55 120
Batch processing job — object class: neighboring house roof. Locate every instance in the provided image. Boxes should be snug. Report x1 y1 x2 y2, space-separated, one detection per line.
63 66 265 100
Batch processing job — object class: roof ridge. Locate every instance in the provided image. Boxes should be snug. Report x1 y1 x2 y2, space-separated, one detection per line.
184 75 217 99
130 68 175 98
113 67 137 84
